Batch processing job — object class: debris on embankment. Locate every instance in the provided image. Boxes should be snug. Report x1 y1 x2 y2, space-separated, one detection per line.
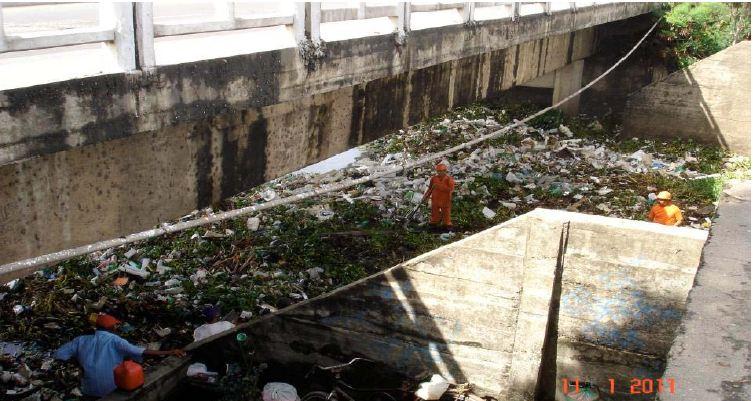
0 102 748 400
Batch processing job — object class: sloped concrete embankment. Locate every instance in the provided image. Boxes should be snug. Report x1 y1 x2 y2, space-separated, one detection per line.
623 41 751 156
240 209 706 400
103 209 706 401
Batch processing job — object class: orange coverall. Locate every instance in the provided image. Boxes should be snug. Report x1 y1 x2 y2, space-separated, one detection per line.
648 203 683 226
427 174 455 226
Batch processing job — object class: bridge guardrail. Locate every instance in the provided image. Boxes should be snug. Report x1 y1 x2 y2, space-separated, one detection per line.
0 2 598 74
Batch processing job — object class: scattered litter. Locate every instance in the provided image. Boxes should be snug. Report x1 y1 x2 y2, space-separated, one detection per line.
5 279 19 291
247 217 261 231
261 189 277 202
306 267 324 281
113 277 129 287
119 262 150 279
0 103 736 399
482 207 496 220
415 374 450 400
0 343 23 358
187 363 218 383
154 328 172 337
262 382 299 401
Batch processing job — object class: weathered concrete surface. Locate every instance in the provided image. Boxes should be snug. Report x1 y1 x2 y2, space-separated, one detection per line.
94 209 705 401
579 14 669 119
659 180 751 401
553 60 584 116
0 4 660 265
535 210 708 400
623 41 751 155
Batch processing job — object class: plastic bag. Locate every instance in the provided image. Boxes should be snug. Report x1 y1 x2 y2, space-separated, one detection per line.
114 360 144 391
415 374 450 400
262 382 300 401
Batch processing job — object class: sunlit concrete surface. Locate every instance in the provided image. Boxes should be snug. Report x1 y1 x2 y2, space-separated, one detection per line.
153 25 296 66
0 44 122 90
410 8 463 30
659 180 752 401
320 17 395 42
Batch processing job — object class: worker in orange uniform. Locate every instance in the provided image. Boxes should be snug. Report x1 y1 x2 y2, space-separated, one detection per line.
424 163 455 231
648 191 683 226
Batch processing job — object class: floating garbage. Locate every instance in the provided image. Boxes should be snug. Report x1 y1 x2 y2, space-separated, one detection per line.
0 102 736 399
482 207 497 220
415 374 450 400
262 382 300 401
247 217 261 231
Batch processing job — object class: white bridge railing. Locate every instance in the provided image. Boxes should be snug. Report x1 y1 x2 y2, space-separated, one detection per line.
0 2 599 72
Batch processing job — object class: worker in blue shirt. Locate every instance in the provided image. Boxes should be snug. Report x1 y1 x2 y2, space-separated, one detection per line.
55 313 185 398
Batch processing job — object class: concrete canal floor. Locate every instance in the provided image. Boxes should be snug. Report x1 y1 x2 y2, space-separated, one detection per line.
660 180 751 401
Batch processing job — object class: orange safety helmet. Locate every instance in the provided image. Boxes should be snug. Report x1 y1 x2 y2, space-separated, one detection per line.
95 313 121 330
435 163 448 172
656 191 672 201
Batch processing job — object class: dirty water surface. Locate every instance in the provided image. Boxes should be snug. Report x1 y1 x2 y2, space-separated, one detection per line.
0 101 749 400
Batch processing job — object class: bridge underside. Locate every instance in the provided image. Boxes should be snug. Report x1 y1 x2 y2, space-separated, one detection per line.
0 3 656 264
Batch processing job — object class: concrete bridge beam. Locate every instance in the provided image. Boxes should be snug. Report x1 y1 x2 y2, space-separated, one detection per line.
553 59 585 116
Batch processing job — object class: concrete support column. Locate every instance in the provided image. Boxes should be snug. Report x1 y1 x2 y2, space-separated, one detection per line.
357 2 366 19
100 2 136 71
294 2 321 44
397 2 410 36
462 2 475 24
552 59 584 117
134 2 155 70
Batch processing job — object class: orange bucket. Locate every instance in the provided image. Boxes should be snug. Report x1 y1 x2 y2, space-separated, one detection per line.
114 360 145 391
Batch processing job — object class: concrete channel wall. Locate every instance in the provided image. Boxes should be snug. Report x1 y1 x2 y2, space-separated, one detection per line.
0 4 657 265
623 41 751 156
171 209 702 401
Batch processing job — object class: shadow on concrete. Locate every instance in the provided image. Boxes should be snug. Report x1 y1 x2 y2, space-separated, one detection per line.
622 41 751 156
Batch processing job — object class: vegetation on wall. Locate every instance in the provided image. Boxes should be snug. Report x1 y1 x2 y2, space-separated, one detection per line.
657 2 751 69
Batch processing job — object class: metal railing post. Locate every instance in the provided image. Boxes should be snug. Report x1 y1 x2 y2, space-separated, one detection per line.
134 2 155 70
0 4 6 53
512 2 520 21
463 2 475 24
397 2 410 36
570 2 577 12
100 2 136 71
543 2 551 15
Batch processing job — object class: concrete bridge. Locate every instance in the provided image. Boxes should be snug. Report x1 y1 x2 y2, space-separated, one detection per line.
0 2 657 265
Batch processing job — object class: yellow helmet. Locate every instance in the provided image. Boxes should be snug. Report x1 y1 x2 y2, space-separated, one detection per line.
657 191 672 201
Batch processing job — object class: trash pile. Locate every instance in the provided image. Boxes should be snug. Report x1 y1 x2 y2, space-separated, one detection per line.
0 102 747 400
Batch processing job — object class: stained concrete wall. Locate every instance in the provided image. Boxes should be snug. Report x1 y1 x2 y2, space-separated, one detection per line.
0 4 657 265
231 209 705 401
623 41 751 155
